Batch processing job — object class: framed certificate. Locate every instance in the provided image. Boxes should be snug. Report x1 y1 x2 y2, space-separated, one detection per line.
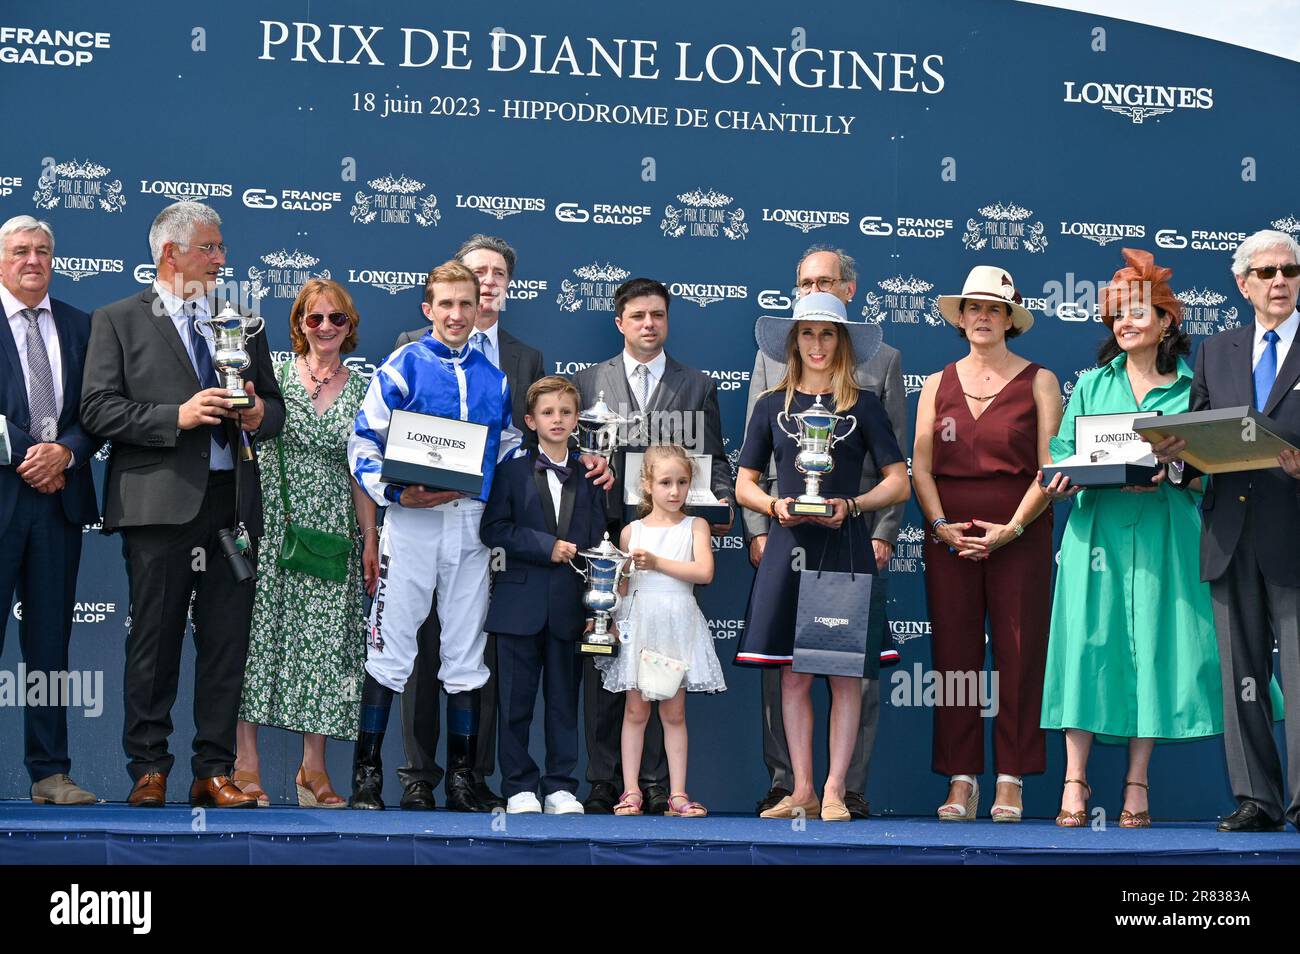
1133 406 1300 474
1042 411 1162 489
381 409 489 496
621 451 732 527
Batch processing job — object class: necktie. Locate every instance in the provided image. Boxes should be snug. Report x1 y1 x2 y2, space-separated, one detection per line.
21 309 58 442
185 302 228 448
535 455 572 481
1255 329 1279 411
632 363 650 410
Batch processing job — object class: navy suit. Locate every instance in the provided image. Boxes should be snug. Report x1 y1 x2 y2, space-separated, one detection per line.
0 296 101 782
481 450 606 798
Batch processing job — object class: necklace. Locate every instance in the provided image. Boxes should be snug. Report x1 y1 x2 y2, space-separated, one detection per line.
301 355 343 401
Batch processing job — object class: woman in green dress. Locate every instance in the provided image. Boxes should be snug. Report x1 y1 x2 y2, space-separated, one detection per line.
1040 249 1221 828
233 278 379 807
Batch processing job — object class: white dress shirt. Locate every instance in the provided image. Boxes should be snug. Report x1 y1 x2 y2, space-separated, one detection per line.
622 349 666 409
154 282 233 471
2 285 63 420
470 321 500 369
539 448 567 520
1253 309 1299 373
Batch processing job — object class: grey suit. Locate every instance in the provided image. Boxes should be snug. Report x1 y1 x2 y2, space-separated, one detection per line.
741 342 908 797
390 322 546 792
572 351 733 787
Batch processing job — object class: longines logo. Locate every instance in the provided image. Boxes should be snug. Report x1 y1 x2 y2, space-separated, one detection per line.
248 249 331 301
0 27 110 67
551 360 597 375
1063 81 1213 123
351 174 440 227
134 263 233 285
661 188 747 240
244 187 342 213
555 262 630 313
860 275 944 327
347 267 428 295
668 281 748 308
757 289 792 311
888 525 926 575
962 202 1047 253
507 277 548 302
51 256 124 282
455 193 545 220
139 179 232 203
1059 221 1146 246
32 158 125 213
1176 288 1241 338
554 201 651 226
761 207 851 234
1155 228 1247 252
858 215 952 239
889 619 932 645
903 373 928 396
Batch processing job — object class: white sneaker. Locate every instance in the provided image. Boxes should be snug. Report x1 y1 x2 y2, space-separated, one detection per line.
544 791 586 815
506 792 542 814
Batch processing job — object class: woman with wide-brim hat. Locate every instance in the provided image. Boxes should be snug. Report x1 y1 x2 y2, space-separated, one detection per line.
734 293 911 821
912 266 1062 822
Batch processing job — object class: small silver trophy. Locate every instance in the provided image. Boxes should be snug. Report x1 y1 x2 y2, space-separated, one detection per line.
576 390 635 459
569 532 633 657
193 304 265 410
776 395 858 517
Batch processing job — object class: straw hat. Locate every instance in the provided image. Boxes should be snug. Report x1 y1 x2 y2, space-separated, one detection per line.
936 265 1034 333
754 292 883 364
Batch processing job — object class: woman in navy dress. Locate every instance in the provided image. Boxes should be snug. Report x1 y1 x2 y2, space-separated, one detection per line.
734 293 911 821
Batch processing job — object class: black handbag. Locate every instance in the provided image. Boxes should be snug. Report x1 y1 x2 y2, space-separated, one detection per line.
792 514 888 678
273 422 353 583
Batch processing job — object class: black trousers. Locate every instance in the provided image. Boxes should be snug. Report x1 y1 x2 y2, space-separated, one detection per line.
120 473 256 781
583 656 667 786
397 594 498 789
495 626 581 798
0 487 82 783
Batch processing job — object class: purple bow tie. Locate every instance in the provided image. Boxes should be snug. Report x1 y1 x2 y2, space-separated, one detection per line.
535 456 572 481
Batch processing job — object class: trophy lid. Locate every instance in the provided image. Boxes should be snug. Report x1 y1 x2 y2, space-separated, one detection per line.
791 394 841 423
578 391 629 427
576 530 629 561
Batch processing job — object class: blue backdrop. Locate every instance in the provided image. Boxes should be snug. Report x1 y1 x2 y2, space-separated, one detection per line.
2 0 1296 817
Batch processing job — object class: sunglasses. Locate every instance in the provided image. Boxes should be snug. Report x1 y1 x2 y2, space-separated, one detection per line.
304 312 349 328
1247 264 1300 280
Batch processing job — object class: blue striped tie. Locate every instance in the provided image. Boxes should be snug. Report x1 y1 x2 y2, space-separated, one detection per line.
1254 330 1279 411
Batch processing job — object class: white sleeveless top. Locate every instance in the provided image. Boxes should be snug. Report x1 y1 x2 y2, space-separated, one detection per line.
627 517 697 596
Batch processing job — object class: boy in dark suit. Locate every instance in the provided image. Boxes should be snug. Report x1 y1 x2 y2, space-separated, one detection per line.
481 376 607 814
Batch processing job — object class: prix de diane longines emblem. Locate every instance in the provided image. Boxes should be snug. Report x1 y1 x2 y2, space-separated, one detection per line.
1176 288 1241 338
860 275 945 327
556 262 631 313
962 201 1047 253
661 188 748 240
32 158 126 213
350 174 440 227
248 250 331 301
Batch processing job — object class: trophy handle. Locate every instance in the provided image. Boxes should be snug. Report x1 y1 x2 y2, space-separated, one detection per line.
243 315 265 337
567 557 589 581
831 413 858 447
775 411 800 441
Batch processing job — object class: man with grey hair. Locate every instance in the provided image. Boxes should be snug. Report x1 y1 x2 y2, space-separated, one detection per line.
82 200 285 809
742 244 908 820
1154 228 1300 832
0 215 102 805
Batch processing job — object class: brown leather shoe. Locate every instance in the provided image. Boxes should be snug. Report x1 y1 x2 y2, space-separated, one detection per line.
190 775 259 809
127 772 167 808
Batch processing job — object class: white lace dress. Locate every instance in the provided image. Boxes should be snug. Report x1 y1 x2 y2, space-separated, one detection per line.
595 517 727 694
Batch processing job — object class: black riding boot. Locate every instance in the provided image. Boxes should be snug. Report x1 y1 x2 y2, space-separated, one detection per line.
445 689 486 813
349 674 393 810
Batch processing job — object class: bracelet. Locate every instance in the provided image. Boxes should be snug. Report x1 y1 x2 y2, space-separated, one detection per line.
930 516 948 545
360 526 378 537
848 497 861 518
768 497 778 518
1011 521 1025 538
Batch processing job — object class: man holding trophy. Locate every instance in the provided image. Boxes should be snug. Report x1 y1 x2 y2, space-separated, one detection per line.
346 260 522 811
81 200 285 808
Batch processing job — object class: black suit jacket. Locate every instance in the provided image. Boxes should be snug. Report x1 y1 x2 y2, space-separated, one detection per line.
0 296 101 535
394 323 545 447
81 289 285 535
1181 320 1300 586
480 450 608 638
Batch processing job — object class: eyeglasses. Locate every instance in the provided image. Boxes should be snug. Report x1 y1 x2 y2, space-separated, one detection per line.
796 277 845 293
179 242 228 258
1247 264 1300 280
304 312 349 328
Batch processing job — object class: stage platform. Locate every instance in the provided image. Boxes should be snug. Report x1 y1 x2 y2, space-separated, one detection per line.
1 803 1296 864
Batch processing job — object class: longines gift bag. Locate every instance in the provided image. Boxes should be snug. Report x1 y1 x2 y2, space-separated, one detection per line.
793 518 888 678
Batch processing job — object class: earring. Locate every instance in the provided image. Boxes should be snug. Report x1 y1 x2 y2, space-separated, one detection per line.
1159 326 1170 342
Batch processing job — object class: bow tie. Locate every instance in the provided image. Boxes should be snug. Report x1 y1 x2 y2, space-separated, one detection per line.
535 456 572 481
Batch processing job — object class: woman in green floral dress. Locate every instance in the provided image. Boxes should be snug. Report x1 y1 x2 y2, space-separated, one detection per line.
234 279 379 807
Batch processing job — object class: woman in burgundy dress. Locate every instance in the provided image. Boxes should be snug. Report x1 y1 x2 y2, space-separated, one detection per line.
911 266 1062 822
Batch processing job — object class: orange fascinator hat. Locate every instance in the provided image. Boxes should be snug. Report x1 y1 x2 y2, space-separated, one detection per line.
1099 247 1182 327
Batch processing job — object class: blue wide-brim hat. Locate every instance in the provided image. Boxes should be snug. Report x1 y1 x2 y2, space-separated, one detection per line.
754 292 884 364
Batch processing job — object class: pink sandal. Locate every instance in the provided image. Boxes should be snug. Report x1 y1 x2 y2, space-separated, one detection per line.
666 793 707 817
614 791 643 815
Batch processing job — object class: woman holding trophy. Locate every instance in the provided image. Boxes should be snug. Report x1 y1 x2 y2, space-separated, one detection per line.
733 293 910 822
912 266 1061 822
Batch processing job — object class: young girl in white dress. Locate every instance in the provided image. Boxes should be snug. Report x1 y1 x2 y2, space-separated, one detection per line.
595 444 726 817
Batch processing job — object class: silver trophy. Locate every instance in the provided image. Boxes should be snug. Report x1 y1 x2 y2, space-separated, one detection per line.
569 532 633 657
576 390 635 459
193 304 265 410
776 395 858 517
